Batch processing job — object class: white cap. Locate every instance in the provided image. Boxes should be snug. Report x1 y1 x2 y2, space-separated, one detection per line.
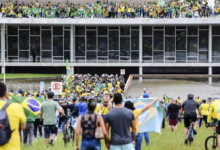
143 88 146 91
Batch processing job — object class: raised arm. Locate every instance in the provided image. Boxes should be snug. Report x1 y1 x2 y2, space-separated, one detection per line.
142 97 159 112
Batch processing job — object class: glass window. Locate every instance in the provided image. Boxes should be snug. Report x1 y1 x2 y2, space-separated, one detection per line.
199 26 208 29
212 57 220 62
199 51 208 62
109 26 119 29
42 30 51 50
188 26 198 35
64 31 70 50
75 57 85 62
143 37 152 56
165 26 175 35
30 36 40 56
176 26 186 29
53 57 63 61
87 31 96 50
98 57 108 63
19 26 29 29
131 31 139 50
176 51 186 61
98 37 107 56
120 57 130 62
120 37 130 56
120 26 130 35
153 51 163 62
41 51 52 62
143 26 152 35
19 51 29 61
8 26 18 35
176 31 186 50
19 30 29 50
8 57 18 62
30 26 40 35
109 51 119 62
154 31 163 50
199 31 208 50
75 26 85 35
187 37 197 56
109 31 119 50
98 27 107 35
64 51 70 61
212 37 220 56
131 51 139 62
212 26 220 35
8 36 18 56
154 26 164 29
165 57 175 63
165 37 175 56
131 26 139 29
75 37 85 56
143 57 152 63
53 37 63 56
64 26 70 29
87 26 96 29
53 26 63 35
87 51 96 62
187 57 197 63
41 26 51 29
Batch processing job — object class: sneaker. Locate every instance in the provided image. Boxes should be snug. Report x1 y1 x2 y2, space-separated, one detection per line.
193 129 197 135
184 139 188 145
49 141 54 146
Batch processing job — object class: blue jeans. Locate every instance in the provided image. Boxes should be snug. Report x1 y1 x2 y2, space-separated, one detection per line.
61 121 64 132
139 132 149 146
81 139 101 150
137 12 140 18
110 143 135 150
102 115 106 121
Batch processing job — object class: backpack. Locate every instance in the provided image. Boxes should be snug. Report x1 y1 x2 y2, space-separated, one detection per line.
0 103 13 146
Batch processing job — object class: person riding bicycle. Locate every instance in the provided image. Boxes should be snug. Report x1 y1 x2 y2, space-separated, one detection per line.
179 94 202 145
207 95 220 149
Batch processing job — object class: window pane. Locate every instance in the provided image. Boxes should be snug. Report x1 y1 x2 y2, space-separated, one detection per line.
75 26 85 35
199 26 208 29
131 31 139 50
143 37 152 56
109 31 119 50
8 26 18 35
212 26 220 35
42 30 51 50
19 26 29 29
64 51 70 61
120 37 130 56
165 37 175 56
53 37 63 56
143 26 152 35
212 37 220 56
187 37 197 56
64 31 70 50
199 51 208 62
75 57 85 62
212 57 220 62
53 26 63 35
187 57 197 63
98 37 107 56
87 26 96 29
165 57 175 63
41 26 51 29
165 26 175 35
109 51 119 62
8 57 18 62
131 51 139 62
143 57 152 63
8 36 18 56
30 36 40 56
53 57 63 61
19 30 29 50
75 37 85 56
154 31 163 50
120 26 130 35
30 26 40 35
154 26 164 29
120 57 130 62
19 51 29 61
42 51 52 62
87 31 96 50
98 27 107 35
109 26 118 29
176 51 186 61
153 51 163 62
98 57 108 63
199 30 208 50
64 26 70 29
176 26 186 29
188 26 198 35
176 31 186 50
87 51 96 62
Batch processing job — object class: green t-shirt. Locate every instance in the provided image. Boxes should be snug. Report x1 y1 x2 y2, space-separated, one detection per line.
41 100 60 125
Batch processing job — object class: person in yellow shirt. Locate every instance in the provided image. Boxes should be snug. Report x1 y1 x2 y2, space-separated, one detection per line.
61 91 66 98
101 100 110 119
94 102 101 114
0 82 26 150
177 97 182 104
195 96 200 103
199 99 209 127
2 6 6 18
124 97 159 150
117 87 122 93
34 90 38 97
35 0 39 7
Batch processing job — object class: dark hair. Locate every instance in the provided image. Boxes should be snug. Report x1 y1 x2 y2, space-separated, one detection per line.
114 93 122 104
87 99 96 112
47 91 54 99
202 100 206 103
0 82 6 97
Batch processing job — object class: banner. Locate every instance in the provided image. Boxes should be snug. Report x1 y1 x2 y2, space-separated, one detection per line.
40 81 44 94
32 8 40 14
123 98 163 134
22 8 32 15
44 8 57 18
51 82 62 95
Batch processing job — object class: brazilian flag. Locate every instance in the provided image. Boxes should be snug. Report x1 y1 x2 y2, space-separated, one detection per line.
22 8 31 15
95 8 102 15
65 59 72 81
44 8 56 18
86 3 94 9
85 9 92 17
73 11 81 17
32 8 40 15
10 96 44 118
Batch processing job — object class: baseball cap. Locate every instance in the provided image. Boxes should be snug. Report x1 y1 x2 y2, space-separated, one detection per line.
143 93 149 98
213 95 220 100
143 88 146 92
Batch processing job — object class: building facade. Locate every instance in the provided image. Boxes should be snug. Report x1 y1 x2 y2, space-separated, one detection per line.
0 19 219 83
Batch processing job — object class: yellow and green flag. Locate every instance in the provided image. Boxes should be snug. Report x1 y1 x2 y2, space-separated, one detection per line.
44 8 56 18
22 8 31 15
66 59 72 81
32 8 40 14
73 11 81 17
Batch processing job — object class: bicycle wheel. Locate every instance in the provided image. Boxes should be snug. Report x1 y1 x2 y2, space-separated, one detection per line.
63 126 68 147
205 136 217 150
68 127 74 146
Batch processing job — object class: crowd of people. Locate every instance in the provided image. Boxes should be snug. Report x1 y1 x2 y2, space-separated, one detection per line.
0 0 218 19
1 73 220 150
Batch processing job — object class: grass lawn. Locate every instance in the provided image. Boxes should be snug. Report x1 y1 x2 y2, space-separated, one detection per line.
0 74 61 79
21 121 214 150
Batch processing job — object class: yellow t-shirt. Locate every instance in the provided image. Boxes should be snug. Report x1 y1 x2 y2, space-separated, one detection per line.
118 8 121 13
130 109 142 133
62 92 66 98
101 106 109 115
201 103 209 116
2 7 6 13
128 8 131 12
0 100 26 150
121 6 125 12
196 98 200 103
177 99 182 104
193 6 198 11
94 104 101 114
108 83 112 88
34 92 38 97
117 88 122 93
208 100 220 123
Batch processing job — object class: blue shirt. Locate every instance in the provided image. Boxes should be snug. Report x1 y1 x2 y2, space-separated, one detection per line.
77 102 87 116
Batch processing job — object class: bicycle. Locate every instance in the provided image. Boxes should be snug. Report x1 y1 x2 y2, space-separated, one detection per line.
205 123 218 150
62 116 71 147
68 116 75 146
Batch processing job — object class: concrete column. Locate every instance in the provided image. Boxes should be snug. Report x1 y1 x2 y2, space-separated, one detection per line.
139 25 142 63
71 66 74 75
1 24 5 74
139 66 143 82
209 66 212 85
70 25 74 63
209 25 212 63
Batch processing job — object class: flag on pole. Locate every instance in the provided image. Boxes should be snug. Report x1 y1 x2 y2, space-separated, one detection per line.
65 59 72 81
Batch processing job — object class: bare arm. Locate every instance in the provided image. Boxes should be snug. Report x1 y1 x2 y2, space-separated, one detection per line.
179 107 183 117
197 107 202 117
75 115 81 148
142 97 159 112
98 115 110 148
20 123 26 130
131 120 136 142
40 111 43 122
58 108 65 116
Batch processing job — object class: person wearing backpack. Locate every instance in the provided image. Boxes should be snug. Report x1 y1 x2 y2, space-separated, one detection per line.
0 82 26 150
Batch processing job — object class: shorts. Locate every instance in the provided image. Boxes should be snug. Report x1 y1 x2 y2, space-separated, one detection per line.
169 118 178 126
110 143 135 150
44 125 57 138
213 118 218 124
68 117 78 129
184 115 197 128
217 121 220 135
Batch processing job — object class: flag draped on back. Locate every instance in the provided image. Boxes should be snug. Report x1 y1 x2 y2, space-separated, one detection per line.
44 8 57 18
123 98 163 134
10 96 44 119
